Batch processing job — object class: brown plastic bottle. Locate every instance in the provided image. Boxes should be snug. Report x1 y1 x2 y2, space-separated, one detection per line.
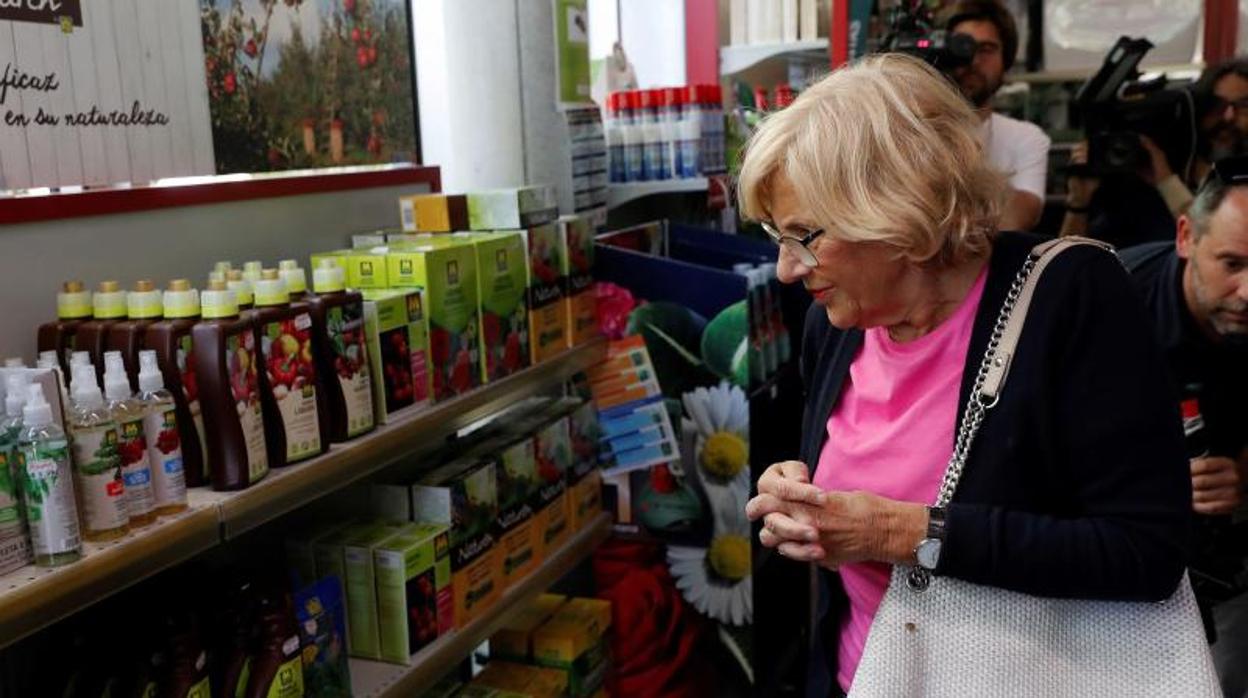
252 269 327 468
74 281 129 386
107 280 163 393
307 260 376 442
145 281 209 488
160 609 212 698
244 591 305 698
192 281 269 491
37 280 93 378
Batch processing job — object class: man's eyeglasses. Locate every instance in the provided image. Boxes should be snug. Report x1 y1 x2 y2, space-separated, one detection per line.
760 221 824 267
1210 96 1248 116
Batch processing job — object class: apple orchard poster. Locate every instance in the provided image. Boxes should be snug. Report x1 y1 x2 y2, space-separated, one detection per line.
0 0 419 190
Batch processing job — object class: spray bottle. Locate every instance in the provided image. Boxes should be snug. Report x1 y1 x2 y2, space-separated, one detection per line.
104 352 157 527
16 383 81 566
137 350 188 516
69 364 129 541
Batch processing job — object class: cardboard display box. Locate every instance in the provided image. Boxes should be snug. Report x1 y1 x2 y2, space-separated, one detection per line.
362 289 432 423
374 522 452 663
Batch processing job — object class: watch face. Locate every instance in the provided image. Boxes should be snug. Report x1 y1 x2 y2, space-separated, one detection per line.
916 538 942 570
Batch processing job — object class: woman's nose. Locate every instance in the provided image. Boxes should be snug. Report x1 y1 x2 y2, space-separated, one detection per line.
775 246 810 284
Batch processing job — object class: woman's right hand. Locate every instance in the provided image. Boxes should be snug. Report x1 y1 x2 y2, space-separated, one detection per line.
747 460 828 559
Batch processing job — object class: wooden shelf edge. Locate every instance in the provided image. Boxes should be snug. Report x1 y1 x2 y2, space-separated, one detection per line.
217 338 607 538
351 513 612 698
0 504 220 649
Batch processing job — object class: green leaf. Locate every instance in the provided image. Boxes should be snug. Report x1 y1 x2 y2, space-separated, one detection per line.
702 301 751 389
626 302 717 396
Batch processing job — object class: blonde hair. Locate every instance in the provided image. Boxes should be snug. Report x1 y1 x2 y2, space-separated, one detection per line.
737 53 1006 266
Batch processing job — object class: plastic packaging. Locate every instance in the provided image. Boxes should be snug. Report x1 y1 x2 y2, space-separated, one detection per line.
69 363 129 541
17 383 81 566
0 375 29 541
105 352 157 527
138 351 188 515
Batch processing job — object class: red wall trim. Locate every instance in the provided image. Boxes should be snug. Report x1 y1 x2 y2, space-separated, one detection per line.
829 0 849 68
684 0 719 86
1203 0 1238 66
0 164 441 226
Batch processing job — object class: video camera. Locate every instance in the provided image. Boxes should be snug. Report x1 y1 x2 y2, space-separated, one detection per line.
878 0 977 72
1074 36 1201 177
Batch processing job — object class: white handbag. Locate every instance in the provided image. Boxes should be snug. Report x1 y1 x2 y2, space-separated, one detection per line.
848 238 1222 697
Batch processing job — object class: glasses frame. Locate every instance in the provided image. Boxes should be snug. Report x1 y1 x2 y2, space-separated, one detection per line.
760 221 825 267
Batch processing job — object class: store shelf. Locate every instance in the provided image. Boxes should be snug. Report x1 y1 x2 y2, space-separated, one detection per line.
0 489 222 649
215 338 607 538
349 513 612 698
608 178 708 209
720 39 828 77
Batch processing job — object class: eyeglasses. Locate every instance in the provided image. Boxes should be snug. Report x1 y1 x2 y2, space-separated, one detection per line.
1210 96 1248 116
760 221 824 267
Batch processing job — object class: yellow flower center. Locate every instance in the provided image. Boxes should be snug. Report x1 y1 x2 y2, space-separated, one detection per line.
700 431 748 479
708 534 751 582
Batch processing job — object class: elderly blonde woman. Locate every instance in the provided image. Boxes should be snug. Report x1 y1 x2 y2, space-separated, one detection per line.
741 55 1194 696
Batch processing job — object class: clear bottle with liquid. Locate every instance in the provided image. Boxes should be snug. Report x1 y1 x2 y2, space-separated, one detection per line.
16 383 81 566
137 351 188 516
104 352 157 527
0 375 29 543
69 364 129 541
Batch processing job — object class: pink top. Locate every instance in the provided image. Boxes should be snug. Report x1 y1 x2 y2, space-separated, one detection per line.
813 268 987 692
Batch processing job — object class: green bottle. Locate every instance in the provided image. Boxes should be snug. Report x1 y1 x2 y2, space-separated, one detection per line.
17 382 81 567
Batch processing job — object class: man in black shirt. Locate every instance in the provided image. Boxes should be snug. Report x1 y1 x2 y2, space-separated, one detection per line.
1121 158 1248 697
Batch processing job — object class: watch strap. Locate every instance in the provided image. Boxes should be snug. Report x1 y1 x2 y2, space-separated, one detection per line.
926 505 947 541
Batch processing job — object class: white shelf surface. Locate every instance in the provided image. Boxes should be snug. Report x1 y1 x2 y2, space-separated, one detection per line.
607 178 708 209
720 39 829 77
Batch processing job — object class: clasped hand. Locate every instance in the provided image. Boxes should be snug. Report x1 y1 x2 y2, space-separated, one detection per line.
744 460 927 568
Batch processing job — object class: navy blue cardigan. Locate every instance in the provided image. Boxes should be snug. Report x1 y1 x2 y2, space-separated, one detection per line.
799 231 1191 610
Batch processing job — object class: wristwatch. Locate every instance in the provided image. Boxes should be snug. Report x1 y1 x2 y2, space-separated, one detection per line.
914 506 947 571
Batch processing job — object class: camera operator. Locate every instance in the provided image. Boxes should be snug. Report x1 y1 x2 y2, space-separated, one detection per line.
1063 59 1248 244
944 0 1050 231
1121 157 1248 697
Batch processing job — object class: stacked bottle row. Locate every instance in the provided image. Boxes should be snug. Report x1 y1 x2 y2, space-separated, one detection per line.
35 260 375 500
732 262 791 387
604 85 726 184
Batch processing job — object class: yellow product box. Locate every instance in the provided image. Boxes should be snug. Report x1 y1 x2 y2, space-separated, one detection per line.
352 230 391 248
474 661 569 698
458 231 532 385
410 457 503 628
346 247 391 289
520 224 569 363
384 242 482 401
399 193 469 232
557 215 598 346
374 522 452 662
310 250 351 275
533 598 613 697
466 185 559 231
362 289 432 423
491 593 568 662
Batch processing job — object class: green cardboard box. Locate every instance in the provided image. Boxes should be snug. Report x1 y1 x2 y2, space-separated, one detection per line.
459 231 532 384
466 185 559 231
363 289 432 422
374 522 452 663
384 242 482 401
285 520 352 590
347 247 391 289
558 215 598 347
343 521 413 659
521 224 568 364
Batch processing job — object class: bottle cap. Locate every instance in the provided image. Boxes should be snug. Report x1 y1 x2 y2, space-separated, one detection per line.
103 352 131 400
208 270 226 285
70 351 90 367
278 260 308 295
201 284 240 319
22 383 53 428
163 280 201 319
225 270 253 306
38 350 57 365
312 259 346 293
4 374 29 418
71 364 104 409
1181 398 1201 421
214 261 233 275
3 358 24 368
57 280 93 320
138 350 165 393
242 261 264 285
127 280 163 319
93 281 127 319
254 271 289 307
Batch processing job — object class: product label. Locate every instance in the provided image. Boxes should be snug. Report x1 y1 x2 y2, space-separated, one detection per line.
327 304 375 437
454 550 501 628
143 406 186 510
266 655 304 698
186 676 211 698
16 440 80 556
262 316 321 462
177 334 210 481
227 331 268 482
70 424 128 534
117 417 155 519
235 659 251 698
0 447 21 529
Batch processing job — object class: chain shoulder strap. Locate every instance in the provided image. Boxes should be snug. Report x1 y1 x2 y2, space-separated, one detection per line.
906 236 1114 592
